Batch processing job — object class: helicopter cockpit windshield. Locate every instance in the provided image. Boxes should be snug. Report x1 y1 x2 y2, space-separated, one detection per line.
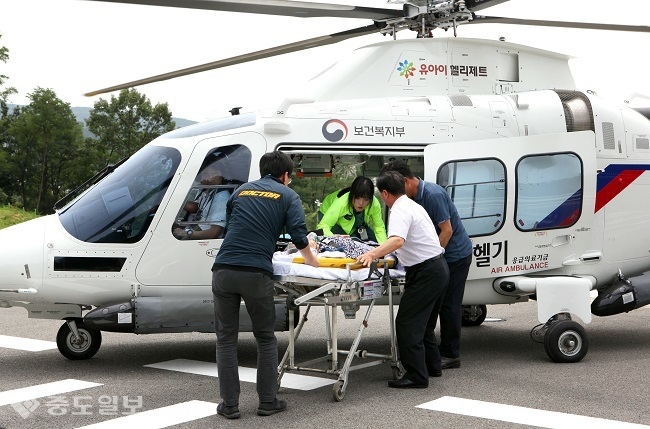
58 145 181 244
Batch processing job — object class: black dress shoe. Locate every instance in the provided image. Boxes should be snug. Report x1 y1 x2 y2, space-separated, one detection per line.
429 368 442 377
388 377 428 389
440 356 461 369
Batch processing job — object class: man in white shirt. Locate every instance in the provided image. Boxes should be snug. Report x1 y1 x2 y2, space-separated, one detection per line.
357 171 449 388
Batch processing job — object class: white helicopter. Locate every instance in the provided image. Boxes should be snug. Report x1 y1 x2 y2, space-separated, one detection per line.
1 0 649 365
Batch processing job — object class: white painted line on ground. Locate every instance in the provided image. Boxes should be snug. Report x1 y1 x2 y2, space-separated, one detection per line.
0 379 103 407
75 400 218 429
483 317 505 322
0 334 57 351
417 396 650 429
145 359 334 390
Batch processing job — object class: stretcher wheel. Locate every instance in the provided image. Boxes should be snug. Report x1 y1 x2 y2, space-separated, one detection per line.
391 366 401 380
332 380 345 402
286 293 299 311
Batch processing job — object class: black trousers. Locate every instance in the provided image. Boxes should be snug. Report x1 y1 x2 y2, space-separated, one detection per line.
438 254 472 359
212 269 278 406
397 256 449 384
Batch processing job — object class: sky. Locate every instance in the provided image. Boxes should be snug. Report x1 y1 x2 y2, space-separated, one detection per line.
1 0 649 122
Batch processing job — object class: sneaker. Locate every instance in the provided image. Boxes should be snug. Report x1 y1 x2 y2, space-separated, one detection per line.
257 398 287 416
440 356 461 369
217 402 241 420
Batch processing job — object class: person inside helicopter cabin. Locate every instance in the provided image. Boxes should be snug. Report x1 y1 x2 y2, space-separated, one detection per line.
317 176 387 243
173 156 232 240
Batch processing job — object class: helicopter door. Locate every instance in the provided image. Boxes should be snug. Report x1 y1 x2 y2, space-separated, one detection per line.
424 131 596 280
135 133 267 286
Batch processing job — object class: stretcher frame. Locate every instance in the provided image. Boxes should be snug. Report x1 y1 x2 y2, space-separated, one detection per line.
274 260 403 401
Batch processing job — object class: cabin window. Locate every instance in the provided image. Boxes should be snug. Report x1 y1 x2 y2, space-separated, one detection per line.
515 153 582 231
173 144 251 240
437 158 506 237
59 146 181 243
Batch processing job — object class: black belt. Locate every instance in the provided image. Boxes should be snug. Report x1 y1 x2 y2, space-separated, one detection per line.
404 254 444 272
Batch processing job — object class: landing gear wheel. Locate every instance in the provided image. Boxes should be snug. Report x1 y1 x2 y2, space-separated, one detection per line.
543 320 589 363
332 380 345 402
462 305 487 326
56 320 102 360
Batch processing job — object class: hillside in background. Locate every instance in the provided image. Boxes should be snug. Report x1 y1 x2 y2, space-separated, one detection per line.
70 106 197 129
8 105 197 137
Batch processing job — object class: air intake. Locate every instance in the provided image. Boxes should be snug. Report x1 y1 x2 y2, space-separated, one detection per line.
554 91 594 133
449 94 473 107
602 122 615 150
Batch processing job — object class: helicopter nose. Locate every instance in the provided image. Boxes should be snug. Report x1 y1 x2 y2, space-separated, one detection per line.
0 216 47 298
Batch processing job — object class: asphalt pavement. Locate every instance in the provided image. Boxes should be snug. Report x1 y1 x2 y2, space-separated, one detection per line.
1 300 650 428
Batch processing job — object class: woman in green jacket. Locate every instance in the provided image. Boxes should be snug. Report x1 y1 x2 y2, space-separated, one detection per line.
318 186 350 221
317 176 387 243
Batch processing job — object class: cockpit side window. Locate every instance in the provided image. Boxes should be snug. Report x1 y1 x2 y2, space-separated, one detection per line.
172 144 251 240
59 146 181 243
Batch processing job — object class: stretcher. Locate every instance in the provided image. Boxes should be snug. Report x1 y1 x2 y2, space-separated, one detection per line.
273 253 406 401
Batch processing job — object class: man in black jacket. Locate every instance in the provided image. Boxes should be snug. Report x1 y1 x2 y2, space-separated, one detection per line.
212 151 319 419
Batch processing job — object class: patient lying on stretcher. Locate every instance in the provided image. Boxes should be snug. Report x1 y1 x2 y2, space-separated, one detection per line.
273 236 401 280
284 235 381 258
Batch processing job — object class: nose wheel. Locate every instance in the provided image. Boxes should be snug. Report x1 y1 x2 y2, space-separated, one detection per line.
56 319 102 360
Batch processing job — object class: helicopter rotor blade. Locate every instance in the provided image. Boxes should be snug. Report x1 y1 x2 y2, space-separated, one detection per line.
469 15 650 33
86 0 404 20
84 24 382 96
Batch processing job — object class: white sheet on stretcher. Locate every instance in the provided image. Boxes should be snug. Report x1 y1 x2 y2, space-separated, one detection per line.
272 253 406 281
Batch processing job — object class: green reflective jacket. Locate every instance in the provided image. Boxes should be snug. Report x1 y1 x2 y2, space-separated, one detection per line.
317 192 387 243
319 189 344 216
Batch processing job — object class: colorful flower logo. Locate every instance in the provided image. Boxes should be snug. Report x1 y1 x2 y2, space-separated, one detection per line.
397 60 415 79
322 119 348 142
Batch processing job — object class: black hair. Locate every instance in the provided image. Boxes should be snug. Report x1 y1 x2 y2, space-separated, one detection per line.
259 151 293 179
348 176 374 211
376 171 406 196
337 186 351 198
379 160 415 179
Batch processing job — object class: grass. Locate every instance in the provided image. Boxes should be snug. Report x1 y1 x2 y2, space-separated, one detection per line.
0 205 41 229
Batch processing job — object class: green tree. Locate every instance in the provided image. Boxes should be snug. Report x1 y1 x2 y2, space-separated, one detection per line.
0 33 17 204
0 33 17 112
0 105 21 204
290 164 358 230
8 88 85 213
86 88 176 166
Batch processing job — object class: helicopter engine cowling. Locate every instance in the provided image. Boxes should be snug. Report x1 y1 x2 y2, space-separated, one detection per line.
591 273 650 317
83 296 296 334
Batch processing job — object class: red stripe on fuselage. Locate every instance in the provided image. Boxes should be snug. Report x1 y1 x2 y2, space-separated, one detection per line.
560 209 580 226
595 170 644 212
